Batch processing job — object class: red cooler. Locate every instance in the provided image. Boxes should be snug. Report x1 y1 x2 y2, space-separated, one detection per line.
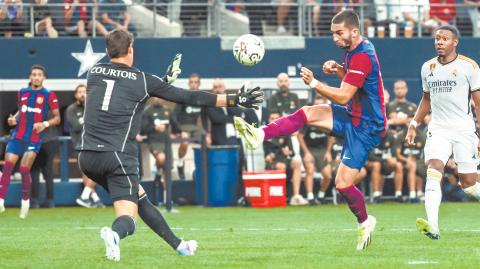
243 170 287 208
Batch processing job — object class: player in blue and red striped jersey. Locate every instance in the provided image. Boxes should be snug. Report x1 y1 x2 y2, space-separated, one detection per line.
234 9 387 250
0 65 61 218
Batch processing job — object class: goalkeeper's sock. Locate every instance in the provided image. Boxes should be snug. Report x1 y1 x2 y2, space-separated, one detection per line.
262 109 307 140
112 215 136 239
463 182 480 200
425 169 442 232
138 193 181 249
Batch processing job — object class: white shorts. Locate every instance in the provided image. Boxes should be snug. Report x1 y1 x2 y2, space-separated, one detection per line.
424 129 479 173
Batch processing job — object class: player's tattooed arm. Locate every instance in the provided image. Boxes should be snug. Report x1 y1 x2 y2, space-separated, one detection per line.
301 66 358 105
406 92 431 145
33 109 61 134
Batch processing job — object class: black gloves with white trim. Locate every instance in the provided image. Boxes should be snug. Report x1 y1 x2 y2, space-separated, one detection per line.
227 81 264 110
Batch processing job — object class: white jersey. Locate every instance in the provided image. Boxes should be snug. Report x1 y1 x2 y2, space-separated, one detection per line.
421 54 480 132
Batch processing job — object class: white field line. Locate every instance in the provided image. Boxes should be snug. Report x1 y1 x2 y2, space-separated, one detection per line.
2 226 480 233
407 260 439 265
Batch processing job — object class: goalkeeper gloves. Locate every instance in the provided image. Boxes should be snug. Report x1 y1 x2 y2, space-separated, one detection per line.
163 53 182 84
227 81 264 109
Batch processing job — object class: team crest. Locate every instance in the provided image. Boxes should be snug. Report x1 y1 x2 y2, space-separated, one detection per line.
429 63 437 77
37 96 44 104
452 69 458 77
429 63 436 76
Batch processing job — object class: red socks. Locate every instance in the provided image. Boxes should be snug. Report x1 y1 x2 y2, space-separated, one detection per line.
0 161 14 199
262 109 307 140
337 185 368 223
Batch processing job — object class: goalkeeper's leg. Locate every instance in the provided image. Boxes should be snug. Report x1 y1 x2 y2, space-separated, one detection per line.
137 187 198 256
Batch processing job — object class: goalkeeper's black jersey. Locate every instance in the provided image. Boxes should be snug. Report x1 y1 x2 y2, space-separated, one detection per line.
80 62 217 156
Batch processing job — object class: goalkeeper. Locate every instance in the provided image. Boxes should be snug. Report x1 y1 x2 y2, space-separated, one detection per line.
78 29 264 261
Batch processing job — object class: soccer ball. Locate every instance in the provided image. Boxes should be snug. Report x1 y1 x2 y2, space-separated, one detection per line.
232 34 265 66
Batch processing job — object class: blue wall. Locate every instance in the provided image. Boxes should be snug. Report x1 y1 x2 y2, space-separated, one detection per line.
2 37 480 102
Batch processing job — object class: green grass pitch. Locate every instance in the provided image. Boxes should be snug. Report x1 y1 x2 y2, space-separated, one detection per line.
1 203 479 269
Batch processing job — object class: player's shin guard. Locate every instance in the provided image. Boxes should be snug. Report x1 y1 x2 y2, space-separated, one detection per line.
462 182 480 200
425 168 442 232
337 185 368 223
138 193 181 249
19 166 31 201
112 215 136 239
0 161 14 199
262 108 307 140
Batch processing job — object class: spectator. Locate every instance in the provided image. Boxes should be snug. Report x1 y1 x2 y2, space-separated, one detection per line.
298 94 333 205
465 0 480 36
66 84 105 208
268 73 300 116
373 0 404 36
33 0 58 37
276 0 299 34
351 0 375 34
100 0 135 34
205 79 243 146
244 0 272 36
365 129 403 203
30 112 59 208
268 72 303 193
311 0 347 36
387 80 417 133
171 73 204 179
428 0 456 28
205 79 247 202
64 0 108 37
0 0 25 37
140 97 173 203
414 114 430 202
395 118 426 203
264 113 307 205
179 0 207 36
401 0 433 34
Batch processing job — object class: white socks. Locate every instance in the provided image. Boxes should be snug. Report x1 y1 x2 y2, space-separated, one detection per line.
395 191 402 197
318 191 325 199
91 192 100 202
424 169 442 233
463 182 480 200
307 192 314 200
81 186 93 200
409 191 416 199
373 191 382 197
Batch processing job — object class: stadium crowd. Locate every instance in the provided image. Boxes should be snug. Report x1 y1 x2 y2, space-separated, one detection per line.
1 0 480 37
0 70 475 208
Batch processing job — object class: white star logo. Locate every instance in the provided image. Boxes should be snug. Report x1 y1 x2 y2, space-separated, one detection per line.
71 40 106 77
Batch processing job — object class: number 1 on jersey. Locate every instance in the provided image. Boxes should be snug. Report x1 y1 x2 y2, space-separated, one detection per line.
101 79 115 111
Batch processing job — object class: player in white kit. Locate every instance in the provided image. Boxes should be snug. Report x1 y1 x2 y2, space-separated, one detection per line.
406 25 480 240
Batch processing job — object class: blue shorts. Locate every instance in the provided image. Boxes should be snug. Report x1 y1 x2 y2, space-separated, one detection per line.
6 138 42 155
331 104 382 170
